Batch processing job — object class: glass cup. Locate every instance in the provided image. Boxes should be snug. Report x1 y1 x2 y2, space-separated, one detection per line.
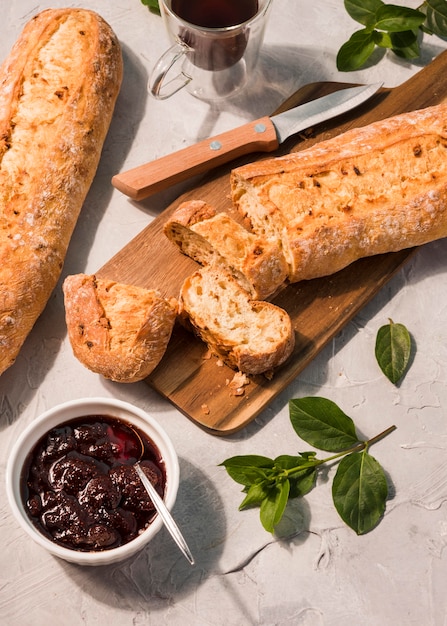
149 0 273 101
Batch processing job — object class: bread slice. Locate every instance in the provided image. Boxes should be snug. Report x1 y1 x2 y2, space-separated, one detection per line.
63 274 178 383
164 200 288 299
179 266 295 375
231 103 447 283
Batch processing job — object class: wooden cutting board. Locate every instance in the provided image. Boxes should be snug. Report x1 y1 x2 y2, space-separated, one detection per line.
98 50 447 435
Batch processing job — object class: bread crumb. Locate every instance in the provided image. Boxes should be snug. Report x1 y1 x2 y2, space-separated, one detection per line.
228 371 250 396
201 403 210 415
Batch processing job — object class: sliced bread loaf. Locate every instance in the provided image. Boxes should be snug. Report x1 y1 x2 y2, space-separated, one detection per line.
231 102 447 283
179 266 295 375
164 200 288 299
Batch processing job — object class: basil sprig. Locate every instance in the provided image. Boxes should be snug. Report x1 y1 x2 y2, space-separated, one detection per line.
337 0 447 71
375 319 412 384
221 397 395 535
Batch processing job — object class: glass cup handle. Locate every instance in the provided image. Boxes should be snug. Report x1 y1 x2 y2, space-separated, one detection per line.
148 41 193 100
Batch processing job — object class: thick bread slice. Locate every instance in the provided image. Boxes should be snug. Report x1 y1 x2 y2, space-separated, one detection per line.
164 200 288 299
63 274 178 383
179 266 295 376
0 9 122 375
230 103 447 283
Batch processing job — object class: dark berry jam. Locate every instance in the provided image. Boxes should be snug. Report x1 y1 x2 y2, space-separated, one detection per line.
21 415 166 552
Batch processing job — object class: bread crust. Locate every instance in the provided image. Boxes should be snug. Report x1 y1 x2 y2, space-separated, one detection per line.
179 266 295 375
164 200 288 299
231 103 447 283
0 8 123 374
63 274 178 383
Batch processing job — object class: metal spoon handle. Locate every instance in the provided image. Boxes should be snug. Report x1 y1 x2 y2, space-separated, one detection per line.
135 463 195 565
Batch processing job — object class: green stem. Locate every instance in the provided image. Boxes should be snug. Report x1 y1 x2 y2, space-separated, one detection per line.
282 424 397 478
365 424 397 446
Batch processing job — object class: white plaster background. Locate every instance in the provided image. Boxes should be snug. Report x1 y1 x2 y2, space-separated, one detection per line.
1 1 447 625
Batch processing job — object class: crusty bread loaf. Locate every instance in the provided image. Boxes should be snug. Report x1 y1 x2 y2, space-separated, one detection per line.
63 274 178 383
179 266 295 375
230 103 447 283
0 8 122 375
164 200 288 299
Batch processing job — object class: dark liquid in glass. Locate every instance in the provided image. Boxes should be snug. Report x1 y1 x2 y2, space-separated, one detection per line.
171 0 259 28
171 0 259 71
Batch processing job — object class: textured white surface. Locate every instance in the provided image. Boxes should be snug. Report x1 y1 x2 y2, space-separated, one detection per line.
1 1 447 625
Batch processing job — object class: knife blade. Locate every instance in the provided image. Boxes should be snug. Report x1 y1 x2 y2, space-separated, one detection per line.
112 83 383 201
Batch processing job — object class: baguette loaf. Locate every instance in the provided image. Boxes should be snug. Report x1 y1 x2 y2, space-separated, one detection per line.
179 266 295 375
0 9 122 375
231 103 447 283
63 274 178 383
164 200 288 299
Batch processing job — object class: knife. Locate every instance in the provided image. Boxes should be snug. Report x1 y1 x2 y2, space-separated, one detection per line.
112 83 383 201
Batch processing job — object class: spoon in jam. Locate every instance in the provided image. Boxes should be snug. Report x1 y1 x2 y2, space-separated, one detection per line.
134 463 195 565
109 421 195 566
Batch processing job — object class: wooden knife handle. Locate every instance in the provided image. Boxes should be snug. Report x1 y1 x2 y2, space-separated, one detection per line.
111 116 279 201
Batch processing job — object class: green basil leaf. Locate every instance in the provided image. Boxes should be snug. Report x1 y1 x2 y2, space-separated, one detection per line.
220 455 275 485
239 481 271 510
375 5 426 32
375 319 412 384
141 0 161 14
332 451 388 535
298 451 318 460
289 397 360 452
260 480 290 533
373 29 394 47
274 453 317 469
344 0 384 27
336 29 377 71
422 0 447 36
390 31 421 58
221 455 274 468
273 454 318 496
225 466 272 486
390 29 419 47
288 468 318 499
273 454 303 469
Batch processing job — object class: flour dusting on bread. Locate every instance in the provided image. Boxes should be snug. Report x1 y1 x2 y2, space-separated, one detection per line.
63 274 177 383
231 102 447 283
0 8 122 374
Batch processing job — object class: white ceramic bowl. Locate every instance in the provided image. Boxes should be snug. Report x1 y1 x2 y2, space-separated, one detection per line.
6 397 179 566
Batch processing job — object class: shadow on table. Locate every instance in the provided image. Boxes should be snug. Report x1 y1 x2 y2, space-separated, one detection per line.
61 458 224 610
59 458 318 616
